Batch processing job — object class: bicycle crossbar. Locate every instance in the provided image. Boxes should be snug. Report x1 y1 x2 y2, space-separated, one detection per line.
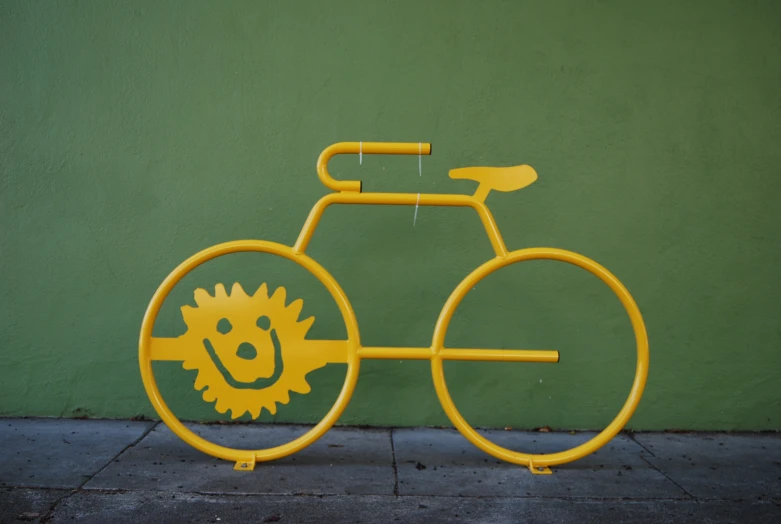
149 337 559 364
358 346 559 363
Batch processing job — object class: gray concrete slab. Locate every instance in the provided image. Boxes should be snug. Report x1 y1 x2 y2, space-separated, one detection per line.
2 419 779 523
393 427 687 499
0 419 156 488
50 490 781 524
85 423 394 495
634 432 781 500
0 488 69 524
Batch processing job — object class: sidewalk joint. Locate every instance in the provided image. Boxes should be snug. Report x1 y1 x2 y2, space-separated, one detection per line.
39 421 159 523
389 428 399 497
627 432 696 500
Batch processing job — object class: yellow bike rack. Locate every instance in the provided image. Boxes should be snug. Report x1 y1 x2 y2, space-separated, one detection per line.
139 142 649 475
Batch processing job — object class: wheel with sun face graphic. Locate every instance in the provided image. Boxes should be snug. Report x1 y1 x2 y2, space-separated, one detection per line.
139 240 360 468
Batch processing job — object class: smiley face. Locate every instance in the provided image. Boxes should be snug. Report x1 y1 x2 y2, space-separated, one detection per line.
201 314 285 389
203 313 277 384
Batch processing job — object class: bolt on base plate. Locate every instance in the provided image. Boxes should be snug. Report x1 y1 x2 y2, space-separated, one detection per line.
234 456 256 471
528 462 553 475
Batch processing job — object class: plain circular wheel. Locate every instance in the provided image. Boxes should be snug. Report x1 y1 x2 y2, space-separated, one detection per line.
138 240 361 465
430 247 649 469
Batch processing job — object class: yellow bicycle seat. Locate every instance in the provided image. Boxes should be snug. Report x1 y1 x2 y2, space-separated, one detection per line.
449 165 538 193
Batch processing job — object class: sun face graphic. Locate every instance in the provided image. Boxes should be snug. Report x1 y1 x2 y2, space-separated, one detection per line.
177 282 322 419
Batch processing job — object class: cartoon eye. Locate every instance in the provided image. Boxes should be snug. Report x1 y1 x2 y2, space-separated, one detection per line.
256 315 271 331
217 318 232 335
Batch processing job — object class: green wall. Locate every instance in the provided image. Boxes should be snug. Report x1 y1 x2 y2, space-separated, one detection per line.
2 0 780 430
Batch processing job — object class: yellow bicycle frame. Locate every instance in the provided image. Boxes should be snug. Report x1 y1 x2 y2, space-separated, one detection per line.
139 142 649 475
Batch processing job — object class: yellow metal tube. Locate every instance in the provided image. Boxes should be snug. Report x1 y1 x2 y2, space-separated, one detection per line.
430 247 649 469
317 141 432 193
148 336 189 361
356 346 558 363
439 348 559 363
148 336 349 364
358 346 434 360
152 339 557 364
293 192 508 257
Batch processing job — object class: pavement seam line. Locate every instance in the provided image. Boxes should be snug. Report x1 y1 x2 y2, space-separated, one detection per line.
639 454 697 500
625 432 699 503
626 432 697 500
625 431 657 457
43 488 740 503
389 428 400 497
38 421 160 523
81 421 160 488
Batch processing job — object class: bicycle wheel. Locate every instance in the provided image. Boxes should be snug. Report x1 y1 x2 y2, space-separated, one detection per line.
430 247 648 470
139 240 361 467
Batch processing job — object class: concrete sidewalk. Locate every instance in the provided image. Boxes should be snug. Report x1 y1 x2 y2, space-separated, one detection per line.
0 419 779 523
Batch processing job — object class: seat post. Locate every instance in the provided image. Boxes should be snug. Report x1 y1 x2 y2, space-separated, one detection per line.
473 183 491 202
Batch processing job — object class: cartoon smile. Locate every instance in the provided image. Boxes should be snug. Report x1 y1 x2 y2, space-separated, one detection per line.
202 328 284 390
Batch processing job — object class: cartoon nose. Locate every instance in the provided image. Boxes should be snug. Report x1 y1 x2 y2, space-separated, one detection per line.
236 342 258 360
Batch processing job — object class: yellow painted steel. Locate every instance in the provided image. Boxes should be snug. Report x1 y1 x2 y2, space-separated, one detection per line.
139 240 362 466
439 348 560 363
430 248 649 472
149 337 348 364
139 141 649 474
293 191 508 256
356 347 559 363
317 141 431 193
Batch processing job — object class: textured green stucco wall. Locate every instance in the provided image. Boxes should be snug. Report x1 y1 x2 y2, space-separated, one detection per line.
2 1 780 430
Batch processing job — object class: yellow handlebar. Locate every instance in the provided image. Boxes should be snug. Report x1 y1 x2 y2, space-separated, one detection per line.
317 142 432 192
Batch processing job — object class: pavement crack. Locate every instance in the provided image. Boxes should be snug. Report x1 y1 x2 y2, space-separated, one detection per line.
38 421 159 523
39 488 77 524
191 491 342 498
626 432 696 499
626 432 656 457
638 454 697 500
86 422 159 486
389 428 400 497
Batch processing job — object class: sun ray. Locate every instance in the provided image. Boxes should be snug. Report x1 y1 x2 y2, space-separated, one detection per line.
214 283 228 299
270 286 286 307
297 316 315 335
230 282 250 299
253 283 269 299
194 288 212 307
287 299 303 321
